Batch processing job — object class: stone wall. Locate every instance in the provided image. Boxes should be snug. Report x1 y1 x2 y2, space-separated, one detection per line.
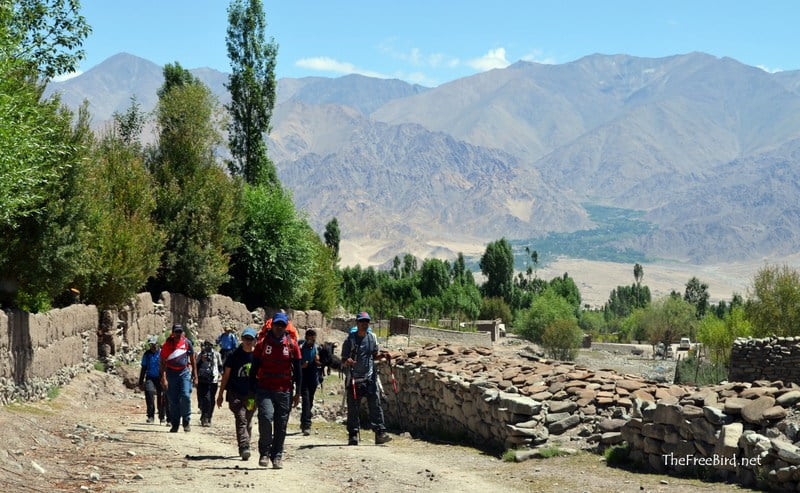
408 325 491 346
729 336 800 383
620 380 800 490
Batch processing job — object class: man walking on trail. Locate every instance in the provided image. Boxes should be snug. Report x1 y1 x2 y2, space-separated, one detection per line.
250 312 301 468
160 324 198 433
196 340 223 427
216 326 258 460
342 311 392 446
299 329 321 435
216 326 238 362
139 336 166 424
258 309 298 344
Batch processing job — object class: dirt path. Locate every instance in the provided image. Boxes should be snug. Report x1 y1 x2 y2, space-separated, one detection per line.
0 371 749 493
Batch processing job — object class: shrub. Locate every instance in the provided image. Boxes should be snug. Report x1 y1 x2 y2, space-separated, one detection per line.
541 318 583 361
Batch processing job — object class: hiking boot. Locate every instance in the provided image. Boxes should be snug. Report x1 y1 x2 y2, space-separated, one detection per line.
183 423 191 432
146 417 154 424
170 424 179 433
258 456 269 467
240 448 251 461
159 419 165 425
272 457 283 469
348 435 358 446
301 427 310 436
375 432 392 445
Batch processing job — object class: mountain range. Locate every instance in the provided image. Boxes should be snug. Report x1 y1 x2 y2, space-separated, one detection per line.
44 52 800 265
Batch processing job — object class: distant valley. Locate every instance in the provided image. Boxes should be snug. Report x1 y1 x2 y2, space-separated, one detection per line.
45 52 800 270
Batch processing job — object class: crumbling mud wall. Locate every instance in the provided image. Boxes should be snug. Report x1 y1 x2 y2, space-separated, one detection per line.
1 291 325 404
0 304 98 404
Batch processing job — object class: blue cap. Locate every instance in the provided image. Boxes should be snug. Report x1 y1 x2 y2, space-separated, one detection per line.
356 311 371 321
272 312 289 325
242 327 257 338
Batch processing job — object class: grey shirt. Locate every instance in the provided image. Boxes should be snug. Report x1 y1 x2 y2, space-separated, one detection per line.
341 330 380 382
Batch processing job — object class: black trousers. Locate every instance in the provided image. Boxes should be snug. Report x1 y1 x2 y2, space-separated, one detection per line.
346 379 386 436
197 381 218 422
144 377 166 421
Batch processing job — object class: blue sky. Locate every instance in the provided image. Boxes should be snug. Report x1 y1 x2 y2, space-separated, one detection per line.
70 0 798 85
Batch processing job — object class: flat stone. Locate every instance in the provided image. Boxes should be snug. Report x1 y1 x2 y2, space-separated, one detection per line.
545 412 572 424
653 403 684 427
616 379 647 392
723 397 751 415
632 389 655 402
703 406 728 425
777 391 800 407
772 439 800 465
601 432 624 445
740 387 768 399
549 400 577 414
715 422 743 459
763 405 787 420
681 405 704 419
742 396 776 424
598 418 627 432
581 404 596 415
531 391 553 401
548 415 580 434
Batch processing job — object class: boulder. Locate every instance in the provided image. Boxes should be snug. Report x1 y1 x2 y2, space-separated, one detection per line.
742 396 776 424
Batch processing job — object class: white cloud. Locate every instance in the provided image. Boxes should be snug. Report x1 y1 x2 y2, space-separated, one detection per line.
378 41 459 68
757 64 783 74
295 57 388 78
521 49 556 65
467 48 510 71
51 70 83 82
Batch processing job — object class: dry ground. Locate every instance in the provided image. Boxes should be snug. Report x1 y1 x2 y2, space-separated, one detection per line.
0 370 754 493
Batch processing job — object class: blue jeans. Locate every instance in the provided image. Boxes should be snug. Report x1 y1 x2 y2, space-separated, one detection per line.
256 389 291 459
166 368 192 426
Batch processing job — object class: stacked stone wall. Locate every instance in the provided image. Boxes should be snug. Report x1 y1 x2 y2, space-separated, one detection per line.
729 336 800 383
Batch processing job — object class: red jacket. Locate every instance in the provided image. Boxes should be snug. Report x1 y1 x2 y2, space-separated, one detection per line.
160 335 193 371
252 332 301 392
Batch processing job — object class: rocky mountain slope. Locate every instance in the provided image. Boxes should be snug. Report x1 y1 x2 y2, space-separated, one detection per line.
44 52 800 264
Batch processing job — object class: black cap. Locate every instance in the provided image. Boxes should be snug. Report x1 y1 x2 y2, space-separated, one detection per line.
172 323 184 332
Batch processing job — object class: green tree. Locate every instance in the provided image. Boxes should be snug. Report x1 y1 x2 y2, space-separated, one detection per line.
150 63 241 298
419 258 450 298
480 238 513 302
643 297 696 358
517 289 577 343
77 126 163 307
0 56 73 226
0 104 94 311
229 184 315 308
541 318 583 361
548 273 581 312
323 217 340 259
225 0 278 186
6 0 91 78
684 276 710 318
747 264 800 337
401 253 418 278
442 281 481 321
479 297 513 324
299 232 340 314
112 96 146 148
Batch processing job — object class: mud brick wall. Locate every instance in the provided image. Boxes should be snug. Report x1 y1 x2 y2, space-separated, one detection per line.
729 337 800 383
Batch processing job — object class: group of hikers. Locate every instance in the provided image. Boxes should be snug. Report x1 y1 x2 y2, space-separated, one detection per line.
138 311 392 469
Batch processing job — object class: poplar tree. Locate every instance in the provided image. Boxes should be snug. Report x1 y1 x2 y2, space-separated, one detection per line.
225 0 278 186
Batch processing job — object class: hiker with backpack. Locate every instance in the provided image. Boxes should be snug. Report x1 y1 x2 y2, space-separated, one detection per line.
217 326 258 460
250 312 302 469
196 340 224 427
342 312 392 446
216 326 239 362
298 328 321 435
138 336 167 424
160 323 198 432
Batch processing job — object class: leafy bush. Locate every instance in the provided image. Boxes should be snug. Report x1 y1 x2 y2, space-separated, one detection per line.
517 289 577 343
541 318 583 361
